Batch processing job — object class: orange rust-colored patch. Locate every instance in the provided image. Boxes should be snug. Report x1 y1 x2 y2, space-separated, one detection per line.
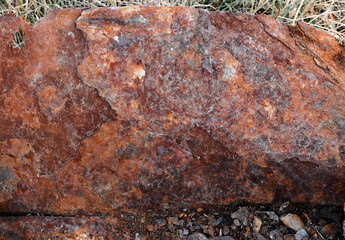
0 7 345 217
37 85 67 120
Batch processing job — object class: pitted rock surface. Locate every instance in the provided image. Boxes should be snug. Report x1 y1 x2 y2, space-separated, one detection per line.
0 7 345 216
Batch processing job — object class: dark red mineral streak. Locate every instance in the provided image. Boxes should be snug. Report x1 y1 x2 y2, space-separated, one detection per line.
0 7 345 219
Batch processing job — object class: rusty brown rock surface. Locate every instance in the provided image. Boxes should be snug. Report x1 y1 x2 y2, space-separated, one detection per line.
0 7 345 216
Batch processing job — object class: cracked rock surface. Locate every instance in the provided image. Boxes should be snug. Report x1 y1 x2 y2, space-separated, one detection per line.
0 6 345 220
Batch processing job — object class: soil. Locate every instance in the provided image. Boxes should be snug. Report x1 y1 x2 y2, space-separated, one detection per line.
0 201 344 239
125 202 344 239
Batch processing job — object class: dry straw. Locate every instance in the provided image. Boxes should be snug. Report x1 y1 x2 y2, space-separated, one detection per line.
0 0 344 45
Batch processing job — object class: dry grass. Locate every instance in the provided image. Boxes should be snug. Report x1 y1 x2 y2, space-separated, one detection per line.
0 0 344 45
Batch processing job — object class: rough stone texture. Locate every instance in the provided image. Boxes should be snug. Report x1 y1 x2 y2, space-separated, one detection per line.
0 6 345 217
0 216 129 239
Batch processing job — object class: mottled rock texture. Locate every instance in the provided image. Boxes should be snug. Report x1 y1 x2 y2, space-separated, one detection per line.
0 6 345 216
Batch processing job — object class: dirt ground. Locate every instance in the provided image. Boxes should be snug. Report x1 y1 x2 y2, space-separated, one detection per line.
128 202 344 239
1 201 344 239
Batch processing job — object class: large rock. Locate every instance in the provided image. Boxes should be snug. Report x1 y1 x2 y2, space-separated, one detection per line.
0 7 344 215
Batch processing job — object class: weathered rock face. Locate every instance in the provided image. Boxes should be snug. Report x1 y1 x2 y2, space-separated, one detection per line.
0 7 344 215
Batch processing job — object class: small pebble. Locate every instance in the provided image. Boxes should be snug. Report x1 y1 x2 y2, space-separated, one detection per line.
302 213 312 225
269 229 283 240
231 207 249 226
213 236 235 240
283 235 294 240
233 219 240 226
177 219 185 226
321 222 341 239
294 228 309 240
279 202 290 211
187 233 209 240
201 225 208 230
208 217 216 226
253 232 268 240
253 216 262 233
167 224 175 232
257 211 279 222
197 208 203 212
308 229 319 239
267 212 279 222
169 216 178 225
135 233 146 240
156 218 166 227
280 214 305 231
207 226 215 236
245 226 252 238
223 226 230 235
214 217 223 226
146 224 154 232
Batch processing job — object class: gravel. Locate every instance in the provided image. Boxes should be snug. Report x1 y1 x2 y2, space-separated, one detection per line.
294 228 309 240
106 202 344 239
